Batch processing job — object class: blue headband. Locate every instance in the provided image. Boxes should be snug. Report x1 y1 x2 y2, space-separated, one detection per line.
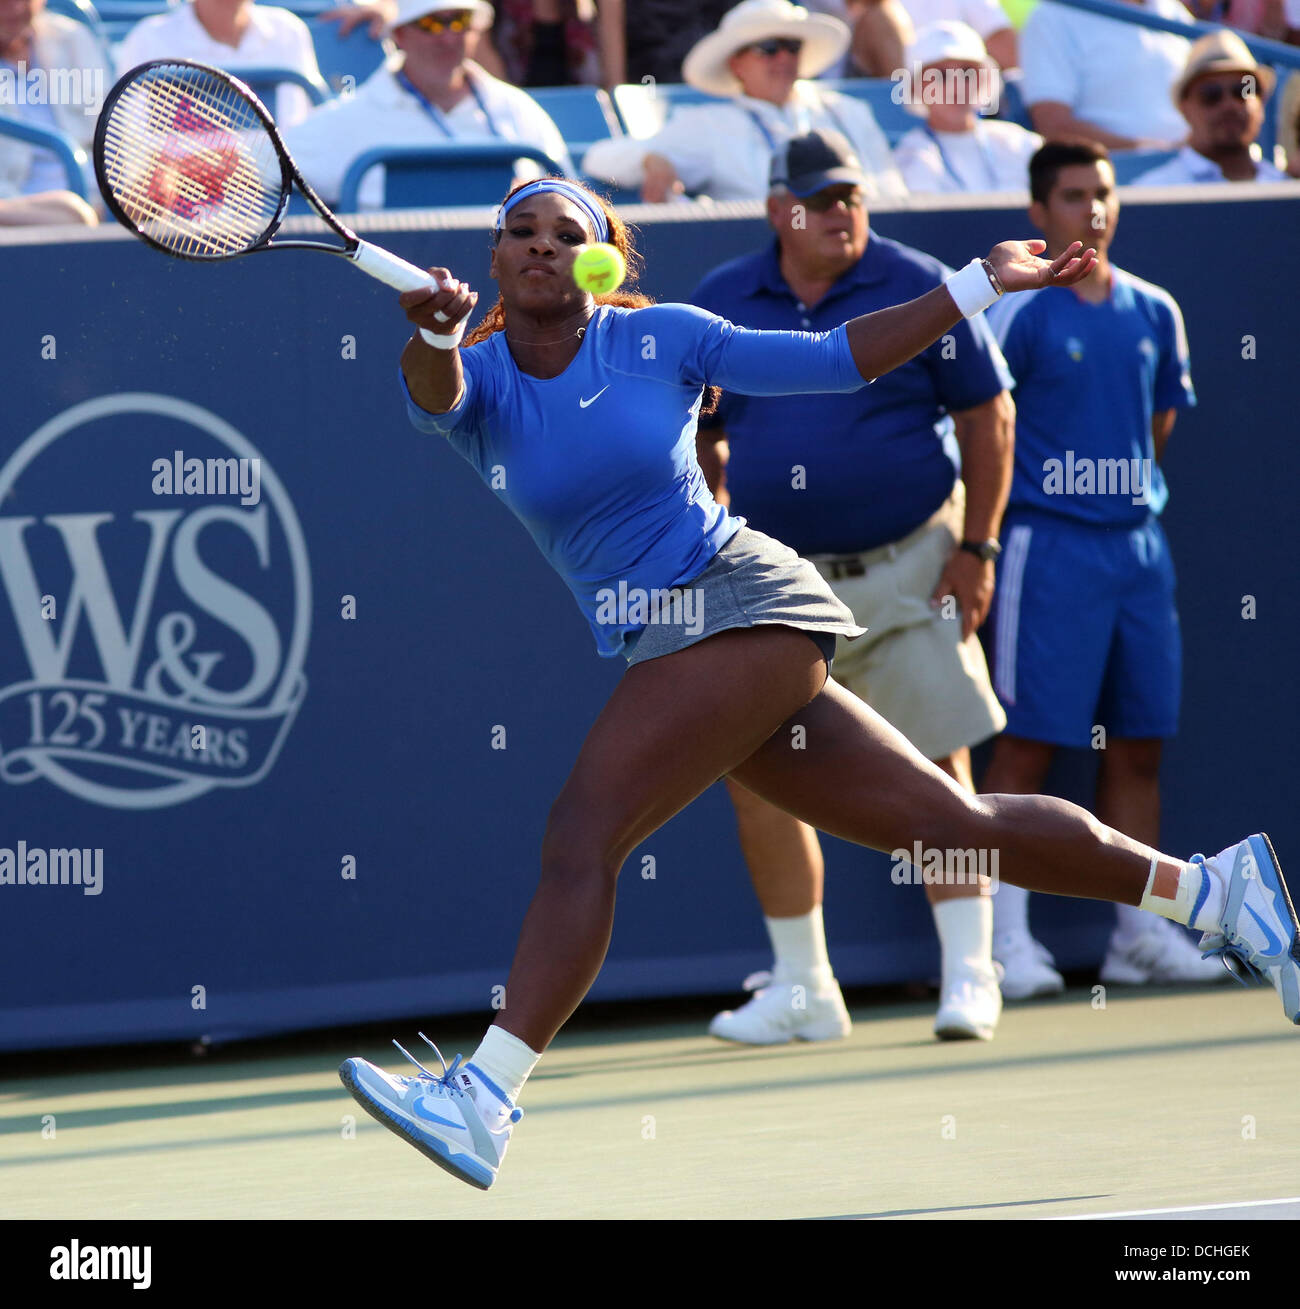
495 179 610 245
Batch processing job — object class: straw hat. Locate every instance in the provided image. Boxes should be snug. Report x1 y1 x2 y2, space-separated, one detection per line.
681 0 850 98
1172 29 1275 107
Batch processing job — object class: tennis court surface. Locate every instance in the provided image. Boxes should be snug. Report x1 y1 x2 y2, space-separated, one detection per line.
5 983 1298 1221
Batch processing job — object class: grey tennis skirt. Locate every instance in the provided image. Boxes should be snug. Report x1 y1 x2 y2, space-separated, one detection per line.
623 526 867 666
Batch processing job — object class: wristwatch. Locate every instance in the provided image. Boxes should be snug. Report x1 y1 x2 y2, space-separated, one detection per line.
959 538 1002 563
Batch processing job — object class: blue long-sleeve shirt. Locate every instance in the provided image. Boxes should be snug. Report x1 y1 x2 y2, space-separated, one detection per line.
403 301 866 656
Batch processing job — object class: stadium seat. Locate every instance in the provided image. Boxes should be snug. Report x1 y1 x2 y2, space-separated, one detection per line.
44 0 117 76
308 15 390 97
822 77 917 146
234 64 331 108
529 85 622 160
610 82 721 138
0 118 90 198
1111 148 1179 184
993 69 1035 131
337 142 569 211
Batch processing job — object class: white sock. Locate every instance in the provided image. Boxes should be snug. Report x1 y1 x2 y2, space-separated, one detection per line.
992 881 1031 945
468 1025 540 1107
766 906 832 982
932 896 994 980
1112 900 1155 945
1137 855 1224 932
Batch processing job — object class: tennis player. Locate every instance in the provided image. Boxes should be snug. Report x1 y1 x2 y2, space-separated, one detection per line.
339 176 1300 1191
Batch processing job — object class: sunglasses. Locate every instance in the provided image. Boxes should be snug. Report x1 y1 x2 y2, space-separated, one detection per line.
1190 80 1253 107
804 188 863 212
412 11 474 34
745 37 803 57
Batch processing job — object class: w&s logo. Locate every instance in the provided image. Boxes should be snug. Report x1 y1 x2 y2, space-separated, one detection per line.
0 394 310 809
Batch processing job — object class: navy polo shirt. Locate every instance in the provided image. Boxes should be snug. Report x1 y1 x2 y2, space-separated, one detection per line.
691 233 1013 554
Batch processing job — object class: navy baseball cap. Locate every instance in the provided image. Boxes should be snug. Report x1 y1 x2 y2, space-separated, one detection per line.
769 129 866 197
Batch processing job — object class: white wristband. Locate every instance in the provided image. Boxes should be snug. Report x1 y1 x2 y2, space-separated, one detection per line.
946 258 1001 318
420 321 467 350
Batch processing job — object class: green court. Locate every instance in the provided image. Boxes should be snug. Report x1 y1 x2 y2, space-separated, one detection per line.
6 983 1298 1221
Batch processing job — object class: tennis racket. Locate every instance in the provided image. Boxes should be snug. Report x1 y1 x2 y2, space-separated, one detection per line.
93 58 462 343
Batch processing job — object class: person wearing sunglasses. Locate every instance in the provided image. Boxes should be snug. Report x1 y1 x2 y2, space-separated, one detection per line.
582 0 906 204
1134 31 1289 185
282 0 574 210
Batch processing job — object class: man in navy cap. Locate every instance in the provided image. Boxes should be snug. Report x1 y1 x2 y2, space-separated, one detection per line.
692 128 1016 1043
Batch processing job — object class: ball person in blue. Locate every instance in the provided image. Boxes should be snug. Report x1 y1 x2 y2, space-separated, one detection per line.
337 176 1300 1191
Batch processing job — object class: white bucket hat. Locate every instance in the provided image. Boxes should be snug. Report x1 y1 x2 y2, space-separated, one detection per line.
387 0 494 35
681 0 850 98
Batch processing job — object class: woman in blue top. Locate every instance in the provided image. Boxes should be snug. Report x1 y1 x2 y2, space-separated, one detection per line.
339 177 1299 1191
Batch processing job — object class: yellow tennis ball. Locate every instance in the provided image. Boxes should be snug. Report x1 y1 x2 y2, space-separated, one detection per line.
572 243 626 295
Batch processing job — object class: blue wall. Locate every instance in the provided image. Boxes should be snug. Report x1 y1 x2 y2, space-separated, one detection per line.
1 190 1296 1051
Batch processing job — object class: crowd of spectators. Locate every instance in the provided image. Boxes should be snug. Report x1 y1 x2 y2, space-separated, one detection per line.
2 0 1299 226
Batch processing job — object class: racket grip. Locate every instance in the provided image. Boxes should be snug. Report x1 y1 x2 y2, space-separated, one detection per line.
351 240 467 349
350 240 436 292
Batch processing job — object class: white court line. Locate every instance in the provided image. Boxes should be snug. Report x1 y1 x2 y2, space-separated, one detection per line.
1062 1197 1300 1219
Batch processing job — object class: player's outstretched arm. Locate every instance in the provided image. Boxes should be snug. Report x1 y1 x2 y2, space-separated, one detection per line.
399 268 479 415
843 240 1096 383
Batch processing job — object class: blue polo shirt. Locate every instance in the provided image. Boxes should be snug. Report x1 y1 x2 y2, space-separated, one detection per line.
985 266 1195 527
691 233 1013 554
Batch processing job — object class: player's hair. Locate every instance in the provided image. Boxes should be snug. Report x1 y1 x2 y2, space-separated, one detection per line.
1029 140 1113 205
467 178 719 415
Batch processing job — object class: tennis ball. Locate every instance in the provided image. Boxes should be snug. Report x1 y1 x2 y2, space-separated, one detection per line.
572 243 626 295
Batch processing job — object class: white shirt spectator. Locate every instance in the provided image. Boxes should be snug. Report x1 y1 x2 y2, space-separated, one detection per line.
0 13 111 198
901 0 1013 43
115 2 323 128
894 118 1041 192
282 57 573 210
1020 0 1195 147
1133 141 1290 184
582 81 907 203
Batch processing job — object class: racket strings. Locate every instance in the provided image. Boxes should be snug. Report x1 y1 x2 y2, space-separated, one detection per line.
100 65 284 257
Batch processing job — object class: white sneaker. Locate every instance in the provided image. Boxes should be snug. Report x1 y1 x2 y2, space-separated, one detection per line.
934 965 1002 1040
1100 915 1233 986
339 1034 520 1190
709 968 851 1044
994 933 1066 1000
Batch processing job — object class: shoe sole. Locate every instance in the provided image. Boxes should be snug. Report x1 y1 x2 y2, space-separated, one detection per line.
339 1062 495 1191
709 1023 851 1045
1252 833 1300 1022
934 1021 994 1041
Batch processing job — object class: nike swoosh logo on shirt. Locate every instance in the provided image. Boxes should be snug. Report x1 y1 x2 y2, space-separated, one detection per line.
579 386 609 409
1244 904 1286 957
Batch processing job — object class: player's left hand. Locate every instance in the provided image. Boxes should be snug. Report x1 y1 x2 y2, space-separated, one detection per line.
987 239 1097 292
931 549 994 641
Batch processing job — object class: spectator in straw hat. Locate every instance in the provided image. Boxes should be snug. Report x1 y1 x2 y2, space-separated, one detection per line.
892 21 1042 194
1135 31 1288 184
582 0 905 202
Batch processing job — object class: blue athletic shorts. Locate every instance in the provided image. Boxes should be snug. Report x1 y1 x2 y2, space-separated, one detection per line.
985 510 1181 746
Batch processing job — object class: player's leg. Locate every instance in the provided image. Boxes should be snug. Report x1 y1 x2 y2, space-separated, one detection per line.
729 679 1297 1024
340 624 832 1187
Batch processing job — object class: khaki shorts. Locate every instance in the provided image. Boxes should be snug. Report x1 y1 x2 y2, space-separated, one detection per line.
808 484 1006 762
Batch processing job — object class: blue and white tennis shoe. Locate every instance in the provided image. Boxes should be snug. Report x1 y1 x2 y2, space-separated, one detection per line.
1196 834 1300 1024
340 1034 521 1189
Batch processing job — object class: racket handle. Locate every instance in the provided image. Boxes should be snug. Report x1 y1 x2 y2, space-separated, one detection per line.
351 240 467 349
